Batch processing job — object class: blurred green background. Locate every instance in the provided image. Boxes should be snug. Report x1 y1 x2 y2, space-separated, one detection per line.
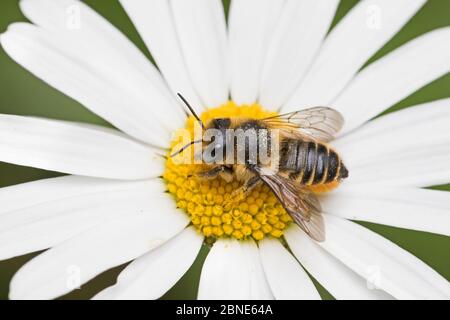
0 0 449 300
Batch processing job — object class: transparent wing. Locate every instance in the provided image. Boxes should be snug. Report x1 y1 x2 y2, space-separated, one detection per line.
262 107 344 142
257 171 325 242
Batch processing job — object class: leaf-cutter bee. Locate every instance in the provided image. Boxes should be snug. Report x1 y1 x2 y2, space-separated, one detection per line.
173 94 348 242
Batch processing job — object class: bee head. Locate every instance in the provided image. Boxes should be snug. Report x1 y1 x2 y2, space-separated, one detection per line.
211 118 231 130
200 118 231 163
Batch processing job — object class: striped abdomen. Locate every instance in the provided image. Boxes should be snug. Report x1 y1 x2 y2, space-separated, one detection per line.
280 139 348 185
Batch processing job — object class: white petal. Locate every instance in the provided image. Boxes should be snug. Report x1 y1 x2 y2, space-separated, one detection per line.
345 145 450 187
20 0 185 124
0 175 138 215
0 23 170 148
20 0 165 96
0 179 169 260
198 238 273 300
9 211 189 300
93 227 203 300
0 114 162 179
322 185 450 236
238 240 274 300
259 238 320 300
259 0 339 109
320 215 450 299
335 99 450 167
228 0 284 105
119 0 204 110
333 28 450 134
284 0 425 111
3 1 185 145
285 225 392 300
171 0 228 107
334 99 450 187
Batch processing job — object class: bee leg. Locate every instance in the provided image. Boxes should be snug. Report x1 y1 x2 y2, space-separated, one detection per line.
219 166 234 183
190 166 231 180
224 176 261 206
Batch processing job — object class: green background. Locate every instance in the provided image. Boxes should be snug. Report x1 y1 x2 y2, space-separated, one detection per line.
0 0 449 300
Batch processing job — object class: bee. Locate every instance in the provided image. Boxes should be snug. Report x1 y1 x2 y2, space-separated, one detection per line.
173 94 348 242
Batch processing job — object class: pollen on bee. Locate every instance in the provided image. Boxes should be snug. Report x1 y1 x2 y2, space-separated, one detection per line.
163 101 293 241
307 181 340 193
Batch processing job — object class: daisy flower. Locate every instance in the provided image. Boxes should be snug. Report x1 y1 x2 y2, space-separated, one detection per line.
0 0 449 300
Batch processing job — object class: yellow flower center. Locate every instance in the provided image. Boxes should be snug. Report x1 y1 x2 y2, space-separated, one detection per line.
163 101 292 241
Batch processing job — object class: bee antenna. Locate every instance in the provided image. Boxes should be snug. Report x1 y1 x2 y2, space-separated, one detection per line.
170 139 202 158
177 93 205 129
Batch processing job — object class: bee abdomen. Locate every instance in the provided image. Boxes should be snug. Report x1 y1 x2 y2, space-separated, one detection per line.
285 140 347 185
313 144 328 184
324 147 349 186
300 142 317 184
